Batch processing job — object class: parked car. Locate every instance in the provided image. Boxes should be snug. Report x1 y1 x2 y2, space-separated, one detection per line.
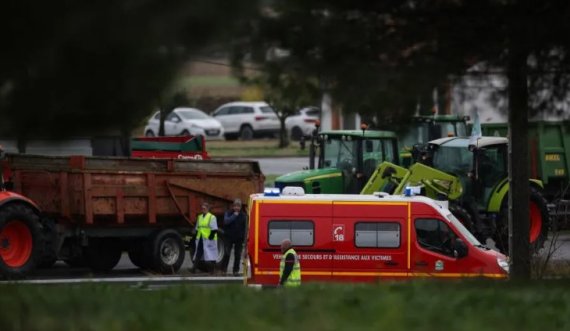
144 108 224 140
212 101 280 140
285 106 320 140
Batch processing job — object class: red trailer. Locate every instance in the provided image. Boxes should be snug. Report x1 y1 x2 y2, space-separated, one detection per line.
0 153 264 278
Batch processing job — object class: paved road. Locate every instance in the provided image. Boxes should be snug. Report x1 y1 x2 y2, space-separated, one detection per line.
251 157 309 175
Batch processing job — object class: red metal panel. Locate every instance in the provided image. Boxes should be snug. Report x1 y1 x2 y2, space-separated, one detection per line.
84 173 92 224
116 188 124 224
147 173 156 224
59 172 70 219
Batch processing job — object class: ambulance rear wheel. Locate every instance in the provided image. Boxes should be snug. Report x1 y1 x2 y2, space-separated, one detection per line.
149 229 185 274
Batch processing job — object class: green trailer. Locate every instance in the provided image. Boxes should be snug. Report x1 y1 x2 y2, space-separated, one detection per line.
481 121 570 199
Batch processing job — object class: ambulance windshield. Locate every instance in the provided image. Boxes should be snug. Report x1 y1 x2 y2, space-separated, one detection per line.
446 213 481 246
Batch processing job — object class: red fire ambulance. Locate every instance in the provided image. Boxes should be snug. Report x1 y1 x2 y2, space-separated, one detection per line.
245 188 508 285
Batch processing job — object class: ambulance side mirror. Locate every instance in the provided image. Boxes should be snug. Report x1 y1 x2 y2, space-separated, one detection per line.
453 238 468 258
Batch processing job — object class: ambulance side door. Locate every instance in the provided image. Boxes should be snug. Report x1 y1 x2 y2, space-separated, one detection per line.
411 216 471 275
260 201 333 282
332 202 408 281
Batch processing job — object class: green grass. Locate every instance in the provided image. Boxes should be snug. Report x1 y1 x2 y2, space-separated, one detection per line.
3 281 570 331
208 139 309 158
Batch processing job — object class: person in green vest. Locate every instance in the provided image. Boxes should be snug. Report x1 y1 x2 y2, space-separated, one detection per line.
278 239 301 287
191 201 219 274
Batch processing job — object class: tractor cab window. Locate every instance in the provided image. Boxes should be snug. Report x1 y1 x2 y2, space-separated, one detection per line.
432 146 472 177
323 136 357 170
477 145 507 188
415 218 458 257
362 139 396 179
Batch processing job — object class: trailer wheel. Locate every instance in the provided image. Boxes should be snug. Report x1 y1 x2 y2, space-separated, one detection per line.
128 239 151 270
149 229 185 274
84 238 122 272
0 203 42 279
37 218 58 268
495 187 550 254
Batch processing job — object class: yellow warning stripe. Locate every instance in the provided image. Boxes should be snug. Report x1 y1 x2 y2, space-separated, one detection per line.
333 201 408 206
254 268 506 279
258 200 332 205
254 201 259 264
407 202 411 270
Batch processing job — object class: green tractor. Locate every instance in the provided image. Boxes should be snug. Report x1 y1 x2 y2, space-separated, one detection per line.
365 136 550 253
275 128 400 194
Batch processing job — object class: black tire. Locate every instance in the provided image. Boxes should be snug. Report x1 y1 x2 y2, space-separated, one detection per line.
149 229 185 274
0 203 43 279
128 239 151 270
494 187 550 254
84 238 122 272
63 256 86 268
449 204 475 234
290 127 303 141
37 217 58 268
239 125 254 140
145 130 155 137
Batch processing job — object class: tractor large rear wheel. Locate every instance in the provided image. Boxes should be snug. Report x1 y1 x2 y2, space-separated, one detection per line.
495 187 549 254
0 203 43 279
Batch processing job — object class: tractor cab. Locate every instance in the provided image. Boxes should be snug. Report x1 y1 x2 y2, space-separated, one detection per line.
400 114 469 166
427 136 508 208
276 129 399 194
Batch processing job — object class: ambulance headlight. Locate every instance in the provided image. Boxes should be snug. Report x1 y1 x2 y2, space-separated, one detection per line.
497 257 509 273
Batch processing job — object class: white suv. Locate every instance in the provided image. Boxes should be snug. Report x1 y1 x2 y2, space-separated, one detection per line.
212 101 280 140
285 107 320 140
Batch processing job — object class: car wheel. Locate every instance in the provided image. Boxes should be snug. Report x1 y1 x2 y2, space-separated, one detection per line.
181 130 191 137
291 126 303 141
145 130 155 137
239 125 254 140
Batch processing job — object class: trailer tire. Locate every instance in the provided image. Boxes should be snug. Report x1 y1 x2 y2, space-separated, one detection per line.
128 239 151 270
0 203 43 279
149 229 185 274
63 256 86 268
37 218 58 268
495 187 550 254
84 238 122 272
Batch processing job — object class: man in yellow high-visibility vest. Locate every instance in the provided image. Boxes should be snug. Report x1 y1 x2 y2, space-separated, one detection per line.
278 239 301 287
191 201 219 274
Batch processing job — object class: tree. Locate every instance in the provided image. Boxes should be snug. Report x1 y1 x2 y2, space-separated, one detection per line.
0 0 257 140
233 0 570 279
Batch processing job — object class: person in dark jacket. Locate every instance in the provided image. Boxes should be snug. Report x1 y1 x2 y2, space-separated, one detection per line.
221 198 247 276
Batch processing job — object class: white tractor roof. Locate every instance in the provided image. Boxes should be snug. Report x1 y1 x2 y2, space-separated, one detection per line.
429 136 508 148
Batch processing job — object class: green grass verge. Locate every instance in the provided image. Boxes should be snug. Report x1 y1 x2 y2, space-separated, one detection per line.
208 139 309 158
2 281 570 331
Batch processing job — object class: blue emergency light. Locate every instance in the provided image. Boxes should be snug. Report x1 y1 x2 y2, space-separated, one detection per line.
264 187 280 197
